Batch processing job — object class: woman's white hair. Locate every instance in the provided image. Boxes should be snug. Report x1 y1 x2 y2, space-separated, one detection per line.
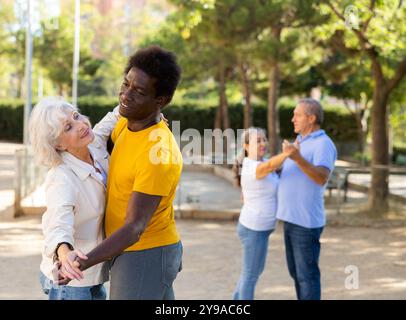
28 97 81 167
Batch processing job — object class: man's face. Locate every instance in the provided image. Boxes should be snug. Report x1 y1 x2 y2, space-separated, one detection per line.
119 67 160 121
291 104 314 134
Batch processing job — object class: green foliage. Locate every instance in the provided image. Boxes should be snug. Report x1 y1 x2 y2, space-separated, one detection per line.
0 97 358 144
0 99 24 142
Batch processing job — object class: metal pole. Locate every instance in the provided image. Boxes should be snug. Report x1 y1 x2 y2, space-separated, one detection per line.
72 0 80 107
14 149 23 217
23 0 32 145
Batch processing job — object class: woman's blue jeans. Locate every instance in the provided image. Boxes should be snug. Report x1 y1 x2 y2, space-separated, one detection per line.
233 223 273 300
39 272 106 300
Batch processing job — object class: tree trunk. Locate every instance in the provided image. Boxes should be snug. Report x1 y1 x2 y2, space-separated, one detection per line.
267 26 282 156
218 61 230 130
58 83 64 96
17 73 23 98
239 61 252 129
267 60 281 156
368 84 390 215
354 111 365 154
214 105 222 129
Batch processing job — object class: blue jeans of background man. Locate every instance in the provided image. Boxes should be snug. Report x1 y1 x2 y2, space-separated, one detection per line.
39 272 106 300
283 221 324 300
233 222 273 300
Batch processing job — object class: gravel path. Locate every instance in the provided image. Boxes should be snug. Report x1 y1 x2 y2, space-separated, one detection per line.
0 216 405 300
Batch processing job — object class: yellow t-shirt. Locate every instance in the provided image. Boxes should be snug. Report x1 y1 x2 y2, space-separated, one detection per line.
105 118 182 251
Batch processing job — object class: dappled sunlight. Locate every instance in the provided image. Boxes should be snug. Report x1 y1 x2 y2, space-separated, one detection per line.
0 190 14 211
383 252 403 257
374 277 406 287
393 261 406 267
387 228 406 236
380 281 406 290
181 238 208 247
198 223 224 230
321 237 341 244
260 285 294 294
351 247 385 255
0 169 14 178
373 277 406 291
388 241 405 248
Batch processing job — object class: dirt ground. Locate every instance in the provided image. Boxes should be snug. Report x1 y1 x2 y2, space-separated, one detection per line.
0 215 405 300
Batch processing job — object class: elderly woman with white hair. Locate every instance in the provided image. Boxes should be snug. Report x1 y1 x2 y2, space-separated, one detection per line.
29 97 120 300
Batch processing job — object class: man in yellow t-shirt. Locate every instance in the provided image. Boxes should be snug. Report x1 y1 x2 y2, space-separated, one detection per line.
75 46 183 300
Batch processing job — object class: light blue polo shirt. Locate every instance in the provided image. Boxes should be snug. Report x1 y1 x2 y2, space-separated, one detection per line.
276 129 337 228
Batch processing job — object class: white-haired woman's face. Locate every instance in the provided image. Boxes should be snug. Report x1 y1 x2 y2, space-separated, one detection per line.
244 130 268 160
56 110 94 152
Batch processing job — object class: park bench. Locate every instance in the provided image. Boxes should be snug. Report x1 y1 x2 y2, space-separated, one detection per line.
395 154 406 166
326 167 349 202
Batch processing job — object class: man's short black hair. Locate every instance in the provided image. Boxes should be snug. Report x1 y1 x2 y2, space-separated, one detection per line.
125 45 181 101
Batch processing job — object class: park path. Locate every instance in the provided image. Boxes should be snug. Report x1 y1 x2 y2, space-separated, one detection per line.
1 142 405 299
0 215 405 300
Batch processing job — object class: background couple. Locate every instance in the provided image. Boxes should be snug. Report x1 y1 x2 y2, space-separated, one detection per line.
233 98 337 300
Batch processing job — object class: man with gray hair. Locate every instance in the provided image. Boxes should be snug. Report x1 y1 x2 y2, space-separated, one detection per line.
277 98 337 300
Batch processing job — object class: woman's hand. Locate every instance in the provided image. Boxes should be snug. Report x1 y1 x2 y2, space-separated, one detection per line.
58 249 88 282
52 261 70 285
160 113 169 127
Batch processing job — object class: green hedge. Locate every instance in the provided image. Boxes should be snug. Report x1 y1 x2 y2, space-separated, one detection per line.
166 103 359 142
0 97 358 143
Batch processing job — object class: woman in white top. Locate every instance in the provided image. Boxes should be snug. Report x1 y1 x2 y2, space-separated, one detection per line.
232 127 292 300
29 97 120 300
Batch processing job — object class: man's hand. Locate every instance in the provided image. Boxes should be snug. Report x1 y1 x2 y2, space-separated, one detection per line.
282 139 300 161
282 139 330 185
160 113 169 127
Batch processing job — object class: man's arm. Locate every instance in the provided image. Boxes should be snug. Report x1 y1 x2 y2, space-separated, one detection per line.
77 191 162 271
292 156 330 186
283 140 330 186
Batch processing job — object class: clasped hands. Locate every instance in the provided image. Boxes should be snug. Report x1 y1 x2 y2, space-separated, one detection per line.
52 249 88 285
282 139 300 161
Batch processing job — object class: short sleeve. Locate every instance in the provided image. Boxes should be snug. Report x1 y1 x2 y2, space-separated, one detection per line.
111 118 127 144
132 162 173 196
241 158 259 180
313 138 337 172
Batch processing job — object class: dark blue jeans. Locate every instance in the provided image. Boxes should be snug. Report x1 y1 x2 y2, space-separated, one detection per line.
283 221 324 300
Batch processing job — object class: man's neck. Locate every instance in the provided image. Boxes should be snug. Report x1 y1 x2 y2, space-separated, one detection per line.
127 113 161 132
300 125 320 138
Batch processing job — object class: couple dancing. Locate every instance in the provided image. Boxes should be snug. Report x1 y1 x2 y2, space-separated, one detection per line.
29 46 183 300
233 99 337 300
